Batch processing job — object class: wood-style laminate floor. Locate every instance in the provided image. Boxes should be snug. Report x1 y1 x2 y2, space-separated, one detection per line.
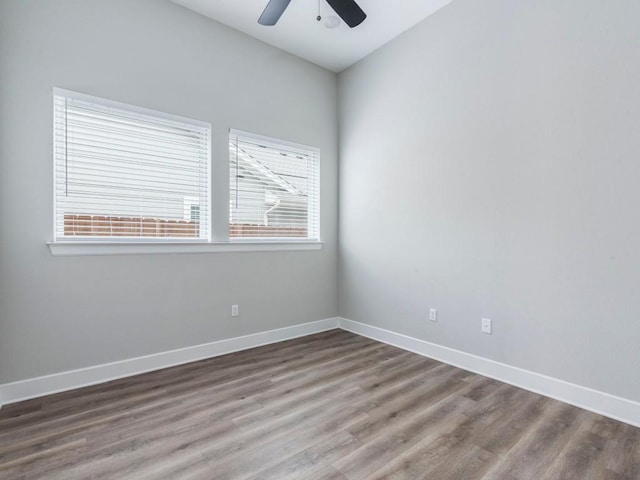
1 330 639 480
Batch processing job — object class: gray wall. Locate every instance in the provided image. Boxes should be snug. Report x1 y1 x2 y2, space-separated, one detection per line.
3 0 639 406
0 0 338 383
338 0 640 401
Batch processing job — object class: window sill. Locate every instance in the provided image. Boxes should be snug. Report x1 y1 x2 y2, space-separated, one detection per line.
47 241 323 256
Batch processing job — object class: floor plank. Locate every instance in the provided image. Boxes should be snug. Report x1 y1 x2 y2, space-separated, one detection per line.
1 329 638 480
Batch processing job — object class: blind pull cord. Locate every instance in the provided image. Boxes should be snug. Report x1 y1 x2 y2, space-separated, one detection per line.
235 140 239 209
65 98 69 197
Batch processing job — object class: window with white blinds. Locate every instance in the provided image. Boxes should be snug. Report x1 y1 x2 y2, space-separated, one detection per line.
229 130 320 241
53 89 210 241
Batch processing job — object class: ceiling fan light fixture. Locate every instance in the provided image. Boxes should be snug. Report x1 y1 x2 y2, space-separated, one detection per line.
323 15 341 28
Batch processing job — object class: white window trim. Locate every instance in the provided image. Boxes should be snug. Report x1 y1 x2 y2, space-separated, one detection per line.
48 91 323 255
52 88 212 244
229 128 321 242
47 241 323 256
52 87 211 128
229 129 321 159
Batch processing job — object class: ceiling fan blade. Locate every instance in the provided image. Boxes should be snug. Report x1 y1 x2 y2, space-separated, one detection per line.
325 0 366 28
258 0 292 26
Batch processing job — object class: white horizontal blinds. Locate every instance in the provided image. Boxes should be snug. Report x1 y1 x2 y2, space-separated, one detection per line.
229 130 320 240
54 91 210 240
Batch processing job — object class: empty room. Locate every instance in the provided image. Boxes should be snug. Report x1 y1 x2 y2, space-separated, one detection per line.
1 0 639 478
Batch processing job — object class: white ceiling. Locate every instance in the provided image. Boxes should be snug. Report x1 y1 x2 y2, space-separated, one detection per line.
171 0 455 72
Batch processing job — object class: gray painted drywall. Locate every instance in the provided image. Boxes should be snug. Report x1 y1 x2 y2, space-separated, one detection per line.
338 0 640 401
0 0 338 383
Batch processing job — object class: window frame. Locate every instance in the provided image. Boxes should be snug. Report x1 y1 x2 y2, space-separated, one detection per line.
47 90 323 256
51 88 212 244
228 128 321 243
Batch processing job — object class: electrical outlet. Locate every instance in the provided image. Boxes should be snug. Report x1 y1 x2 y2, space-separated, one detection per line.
429 308 438 322
481 318 492 334
231 304 239 317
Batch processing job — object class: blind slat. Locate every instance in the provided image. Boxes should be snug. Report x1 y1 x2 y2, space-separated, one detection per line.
229 130 319 241
55 91 210 240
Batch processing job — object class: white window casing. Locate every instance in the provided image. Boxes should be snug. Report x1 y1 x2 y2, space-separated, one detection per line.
53 88 211 242
49 90 323 255
229 129 320 242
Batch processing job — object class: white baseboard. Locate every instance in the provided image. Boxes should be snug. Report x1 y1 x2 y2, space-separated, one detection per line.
0 318 339 407
338 317 640 428
3 316 639 429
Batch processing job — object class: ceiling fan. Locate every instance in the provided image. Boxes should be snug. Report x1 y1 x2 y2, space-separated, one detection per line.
258 0 367 28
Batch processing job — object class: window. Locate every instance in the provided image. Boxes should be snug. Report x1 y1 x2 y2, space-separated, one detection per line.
229 129 320 241
53 89 210 241
49 90 321 255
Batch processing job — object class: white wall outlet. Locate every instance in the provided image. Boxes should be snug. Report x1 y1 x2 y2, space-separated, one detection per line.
481 318 492 334
231 304 239 317
429 308 438 322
